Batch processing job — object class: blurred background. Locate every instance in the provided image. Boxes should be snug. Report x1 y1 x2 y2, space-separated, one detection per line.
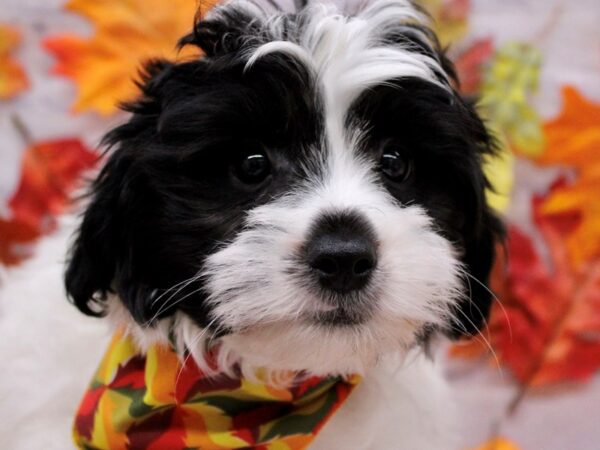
0 0 599 449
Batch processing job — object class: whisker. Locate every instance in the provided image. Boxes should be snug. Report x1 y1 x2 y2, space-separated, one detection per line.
461 269 513 343
154 285 206 321
150 274 202 308
465 271 494 345
143 283 206 327
453 306 503 377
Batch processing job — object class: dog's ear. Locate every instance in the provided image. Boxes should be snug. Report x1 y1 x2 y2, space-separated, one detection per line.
65 60 173 323
447 99 505 339
65 153 125 318
451 206 504 337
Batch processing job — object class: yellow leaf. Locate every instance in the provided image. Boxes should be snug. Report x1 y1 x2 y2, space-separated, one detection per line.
44 0 212 115
0 24 29 99
418 0 471 46
469 437 521 450
483 137 514 213
480 42 545 158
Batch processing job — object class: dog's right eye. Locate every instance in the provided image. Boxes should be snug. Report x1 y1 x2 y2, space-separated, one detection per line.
231 151 271 185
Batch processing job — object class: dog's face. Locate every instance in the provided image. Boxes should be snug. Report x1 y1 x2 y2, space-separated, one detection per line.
66 0 502 374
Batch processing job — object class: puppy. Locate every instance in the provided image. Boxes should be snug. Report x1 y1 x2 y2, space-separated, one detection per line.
65 0 502 448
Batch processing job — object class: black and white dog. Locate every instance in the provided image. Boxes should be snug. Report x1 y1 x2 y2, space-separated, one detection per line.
65 0 501 447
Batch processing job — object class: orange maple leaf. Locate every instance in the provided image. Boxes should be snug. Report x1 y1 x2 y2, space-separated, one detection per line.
0 24 29 99
469 437 521 450
0 138 97 266
473 437 519 450
535 86 600 266
43 0 213 115
453 197 600 387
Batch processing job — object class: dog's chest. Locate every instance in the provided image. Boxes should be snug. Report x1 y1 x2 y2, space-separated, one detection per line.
311 354 458 450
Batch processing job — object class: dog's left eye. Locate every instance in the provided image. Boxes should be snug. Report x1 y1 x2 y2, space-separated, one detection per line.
232 151 271 185
380 146 412 182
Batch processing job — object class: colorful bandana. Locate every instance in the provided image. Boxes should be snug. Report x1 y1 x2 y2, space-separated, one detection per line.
74 330 360 449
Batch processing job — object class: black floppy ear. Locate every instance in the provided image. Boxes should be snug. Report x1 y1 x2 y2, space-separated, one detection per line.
446 97 506 339
65 145 163 322
450 208 504 337
65 60 172 322
65 156 124 317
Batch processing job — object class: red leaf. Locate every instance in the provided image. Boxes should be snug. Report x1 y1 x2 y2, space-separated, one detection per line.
439 0 471 23
0 219 39 265
454 38 494 95
453 197 600 386
0 138 97 266
9 139 98 229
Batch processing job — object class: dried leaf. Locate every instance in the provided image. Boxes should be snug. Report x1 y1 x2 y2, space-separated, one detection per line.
480 42 545 157
43 0 209 115
0 24 29 99
469 437 521 450
0 220 39 266
440 34 512 212
454 38 494 96
453 198 600 386
0 138 97 266
483 139 514 214
536 86 600 266
419 0 471 46
451 39 516 213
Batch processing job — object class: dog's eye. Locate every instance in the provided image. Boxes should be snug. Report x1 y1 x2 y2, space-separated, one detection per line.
380 146 412 182
232 151 271 184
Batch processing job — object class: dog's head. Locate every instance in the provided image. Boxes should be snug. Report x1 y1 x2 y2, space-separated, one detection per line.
66 0 503 375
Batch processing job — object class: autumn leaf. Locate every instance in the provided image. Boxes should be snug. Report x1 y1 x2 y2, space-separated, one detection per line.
454 197 600 387
535 86 600 266
479 42 545 158
419 0 471 46
469 437 521 450
454 38 494 96
0 135 97 266
0 220 39 266
43 0 210 115
442 37 512 213
483 137 514 214
416 8 519 213
0 24 29 99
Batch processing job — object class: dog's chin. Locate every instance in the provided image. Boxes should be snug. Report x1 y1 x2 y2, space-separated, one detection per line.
216 314 421 377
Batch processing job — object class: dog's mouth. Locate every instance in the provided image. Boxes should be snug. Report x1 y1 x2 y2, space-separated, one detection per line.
309 306 371 327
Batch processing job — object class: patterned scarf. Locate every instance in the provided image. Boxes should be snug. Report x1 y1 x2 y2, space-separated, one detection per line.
73 330 360 449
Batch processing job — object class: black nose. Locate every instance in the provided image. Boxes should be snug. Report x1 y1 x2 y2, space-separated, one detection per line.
304 213 377 293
